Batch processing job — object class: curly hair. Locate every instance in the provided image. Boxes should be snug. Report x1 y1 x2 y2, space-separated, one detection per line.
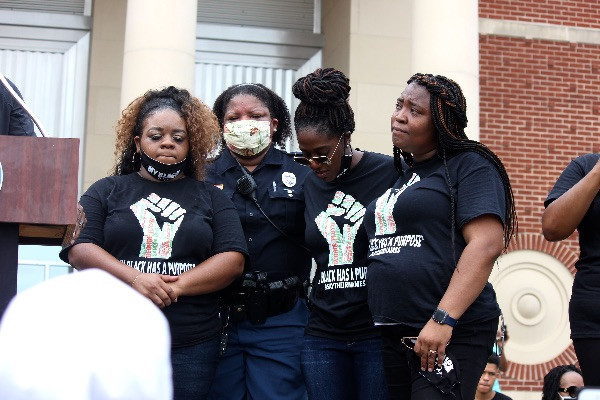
541 364 582 400
394 73 517 249
212 83 292 147
111 86 220 180
292 67 355 139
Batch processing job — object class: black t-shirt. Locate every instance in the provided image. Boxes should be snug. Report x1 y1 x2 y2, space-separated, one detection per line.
491 391 513 400
365 151 504 328
545 154 600 274
206 146 312 282
61 173 248 347
545 153 600 338
304 151 399 340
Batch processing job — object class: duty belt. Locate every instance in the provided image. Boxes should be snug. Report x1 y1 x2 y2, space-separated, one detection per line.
228 272 305 325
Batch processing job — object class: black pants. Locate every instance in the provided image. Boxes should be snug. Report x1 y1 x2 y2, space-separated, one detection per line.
380 317 498 400
573 338 600 386
0 223 19 320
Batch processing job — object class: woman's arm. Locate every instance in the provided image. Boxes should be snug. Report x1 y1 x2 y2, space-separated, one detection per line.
167 251 245 298
542 158 600 241
68 243 178 308
414 214 504 372
166 185 246 298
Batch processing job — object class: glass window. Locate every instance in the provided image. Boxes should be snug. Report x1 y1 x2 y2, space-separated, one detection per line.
17 245 72 293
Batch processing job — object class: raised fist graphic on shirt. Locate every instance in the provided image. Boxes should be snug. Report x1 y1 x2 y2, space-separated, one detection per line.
315 191 365 266
374 173 420 235
130 193 186 258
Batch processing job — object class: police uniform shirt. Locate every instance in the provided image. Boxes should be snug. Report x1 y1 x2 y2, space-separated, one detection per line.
206 146 312 282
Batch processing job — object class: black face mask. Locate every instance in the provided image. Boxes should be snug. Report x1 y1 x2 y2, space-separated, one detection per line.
140 150 188 181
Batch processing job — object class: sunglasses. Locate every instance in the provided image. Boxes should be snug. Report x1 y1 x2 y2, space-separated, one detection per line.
293 134 344 166
558 386 581 398
401 336 418 350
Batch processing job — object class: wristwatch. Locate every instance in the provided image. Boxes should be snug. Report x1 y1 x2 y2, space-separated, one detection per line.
432 308 458 327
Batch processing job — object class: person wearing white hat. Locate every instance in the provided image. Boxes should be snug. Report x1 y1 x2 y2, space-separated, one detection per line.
0 268 172 400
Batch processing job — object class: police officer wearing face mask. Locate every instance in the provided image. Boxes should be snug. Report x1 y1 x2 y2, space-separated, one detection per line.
206 83 312 400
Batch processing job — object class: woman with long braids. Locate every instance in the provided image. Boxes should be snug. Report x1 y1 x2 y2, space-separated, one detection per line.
541 365 583 400
364 73 517 399
60 86 248 399
293 67 396 399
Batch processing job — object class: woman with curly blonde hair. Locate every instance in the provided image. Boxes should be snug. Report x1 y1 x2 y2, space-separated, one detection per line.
112 86 220 179
60 86 248 399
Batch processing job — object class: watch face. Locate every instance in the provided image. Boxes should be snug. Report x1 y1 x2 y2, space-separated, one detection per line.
432 309 447 323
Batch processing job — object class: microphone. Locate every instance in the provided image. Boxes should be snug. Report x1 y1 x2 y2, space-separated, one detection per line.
234 164 310 253
236 171 258 202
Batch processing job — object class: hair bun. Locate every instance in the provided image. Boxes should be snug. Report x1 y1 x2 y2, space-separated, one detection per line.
292 67 350 107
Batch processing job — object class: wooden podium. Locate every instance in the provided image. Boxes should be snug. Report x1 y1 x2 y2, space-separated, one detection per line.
0 135 79 317
0 136 79 243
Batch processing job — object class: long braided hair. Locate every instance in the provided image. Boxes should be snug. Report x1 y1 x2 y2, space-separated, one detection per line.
541 364 582 400
292 67 355 140
394 73 517 249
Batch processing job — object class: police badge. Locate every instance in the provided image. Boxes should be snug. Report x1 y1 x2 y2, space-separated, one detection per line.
282 172 296 188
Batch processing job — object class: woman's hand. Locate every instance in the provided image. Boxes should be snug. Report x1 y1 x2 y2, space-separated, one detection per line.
414 319 453 372
131 273 179 308
415 215 502 372
166 251 244 298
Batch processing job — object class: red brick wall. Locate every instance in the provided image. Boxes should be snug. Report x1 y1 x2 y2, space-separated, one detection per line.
479 0 600 393
479 0 600 29
480 35 600 251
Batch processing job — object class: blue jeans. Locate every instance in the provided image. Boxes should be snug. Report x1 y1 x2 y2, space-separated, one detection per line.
171 335 220 400
207 299 309 400
301 334 389 400
380 318 498 400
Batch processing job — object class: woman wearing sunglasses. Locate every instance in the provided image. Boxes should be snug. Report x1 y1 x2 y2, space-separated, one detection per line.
292 67 398 399
541 364 584 400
